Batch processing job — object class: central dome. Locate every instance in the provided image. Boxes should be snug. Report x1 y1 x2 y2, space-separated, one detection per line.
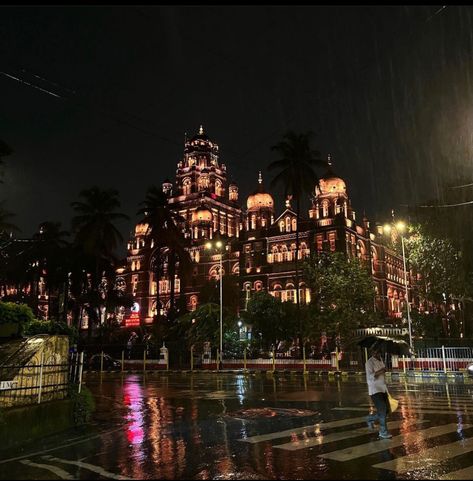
247 172 274 211
247 192 274 211
317 176 347 195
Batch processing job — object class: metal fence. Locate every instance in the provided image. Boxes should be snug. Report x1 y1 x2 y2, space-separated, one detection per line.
0 353 84 407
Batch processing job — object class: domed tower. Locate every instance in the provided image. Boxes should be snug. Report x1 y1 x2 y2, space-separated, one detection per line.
176 126 227 198
246 172 274 230
310 155 352 220
191 203 213 240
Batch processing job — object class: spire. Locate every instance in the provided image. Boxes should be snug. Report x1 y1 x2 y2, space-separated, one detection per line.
199 125 204 135
258 171 263 184
327 153 332 167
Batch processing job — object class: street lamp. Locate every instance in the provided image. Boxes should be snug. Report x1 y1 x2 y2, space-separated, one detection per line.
383 221 413 351
205 240 225 365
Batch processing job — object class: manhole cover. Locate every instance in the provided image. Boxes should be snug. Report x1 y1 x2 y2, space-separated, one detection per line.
228 407 317 418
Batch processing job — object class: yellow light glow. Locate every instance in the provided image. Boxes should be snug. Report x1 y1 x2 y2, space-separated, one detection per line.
396 221 406 233
216 241 223 248
383 224 391 234
205 242 212 250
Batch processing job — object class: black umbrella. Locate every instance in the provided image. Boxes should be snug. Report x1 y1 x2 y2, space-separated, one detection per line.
357 335 412 356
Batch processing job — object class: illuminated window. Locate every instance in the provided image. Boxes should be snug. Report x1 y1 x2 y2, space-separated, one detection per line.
292 218 297 231
136 260 140 270
285 217 291 232
132 275 138 296
215 179 223 197
131 261 136 271
183 177 191 195
279 220 285 233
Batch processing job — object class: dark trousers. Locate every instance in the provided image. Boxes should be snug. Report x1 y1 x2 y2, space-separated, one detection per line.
367 392 389 435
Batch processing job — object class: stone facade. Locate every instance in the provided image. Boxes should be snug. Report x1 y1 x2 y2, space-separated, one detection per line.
123 127 410 327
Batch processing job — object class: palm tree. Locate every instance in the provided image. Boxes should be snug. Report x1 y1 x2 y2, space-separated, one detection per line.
71 186 129 337
137 186 191 323
269 131 326 355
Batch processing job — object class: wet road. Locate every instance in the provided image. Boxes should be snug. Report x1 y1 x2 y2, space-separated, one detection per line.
2 372 473 479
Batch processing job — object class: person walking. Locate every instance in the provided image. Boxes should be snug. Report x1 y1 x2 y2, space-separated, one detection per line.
365 345 392 439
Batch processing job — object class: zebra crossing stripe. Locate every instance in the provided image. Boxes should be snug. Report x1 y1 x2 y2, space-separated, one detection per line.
20 460 74 480
320 423 468 462
373 434 473 473
438 465 473 479
41 456 133 480
360 403 473 409
240 416 368 444
273 420 427 451
333 407 472 415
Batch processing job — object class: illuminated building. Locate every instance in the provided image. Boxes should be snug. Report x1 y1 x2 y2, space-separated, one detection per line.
123 127 411 327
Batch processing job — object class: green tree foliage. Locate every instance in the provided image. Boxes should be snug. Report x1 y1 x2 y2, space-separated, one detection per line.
173 303 235 348
304 252 376 342
23 319 78 343
406 225 466 303
0 302 35 337
410 309 444 339
241 292 297 350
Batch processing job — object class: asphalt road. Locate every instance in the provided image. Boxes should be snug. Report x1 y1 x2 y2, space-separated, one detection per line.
1 372 473 480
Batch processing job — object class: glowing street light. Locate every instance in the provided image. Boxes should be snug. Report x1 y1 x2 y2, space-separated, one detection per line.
383 221 413 350
205 240 225 366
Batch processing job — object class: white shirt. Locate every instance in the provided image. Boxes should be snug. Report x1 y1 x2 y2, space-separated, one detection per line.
366 356 387 396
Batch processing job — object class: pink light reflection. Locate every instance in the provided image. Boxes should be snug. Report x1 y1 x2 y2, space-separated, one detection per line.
124 378 145 445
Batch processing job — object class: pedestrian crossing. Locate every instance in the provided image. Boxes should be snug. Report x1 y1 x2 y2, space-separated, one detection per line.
240 396 473 479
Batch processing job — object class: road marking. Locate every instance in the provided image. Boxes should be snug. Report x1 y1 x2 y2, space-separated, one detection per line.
320 423 468 462
438 465 473 479
360 403 473 409
240 416 368 444
20 459 74 479
274 420 427 451
373 436 473 473
42 456 133 480
333 407 471 415
0 426 124 465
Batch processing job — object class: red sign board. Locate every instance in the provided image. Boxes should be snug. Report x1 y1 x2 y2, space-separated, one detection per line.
125 313 140 327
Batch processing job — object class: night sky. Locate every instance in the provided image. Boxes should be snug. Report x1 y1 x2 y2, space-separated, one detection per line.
2 6 473 253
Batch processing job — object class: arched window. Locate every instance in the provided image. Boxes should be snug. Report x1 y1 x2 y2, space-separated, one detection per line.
279 220 285 233
285 217 291 233
136 260 141 270
251 215 256 230
254 281 263 291
198 175 209 191
322 201 329 218
285 283 295 303
291 218 297 232
282 245 288 261
183 178 191 195
190 295 198 311
215 179 222 197
131 261 136 271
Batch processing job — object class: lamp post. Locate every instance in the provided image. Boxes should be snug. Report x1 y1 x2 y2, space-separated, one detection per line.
205 240 224 366
383 221 413 351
